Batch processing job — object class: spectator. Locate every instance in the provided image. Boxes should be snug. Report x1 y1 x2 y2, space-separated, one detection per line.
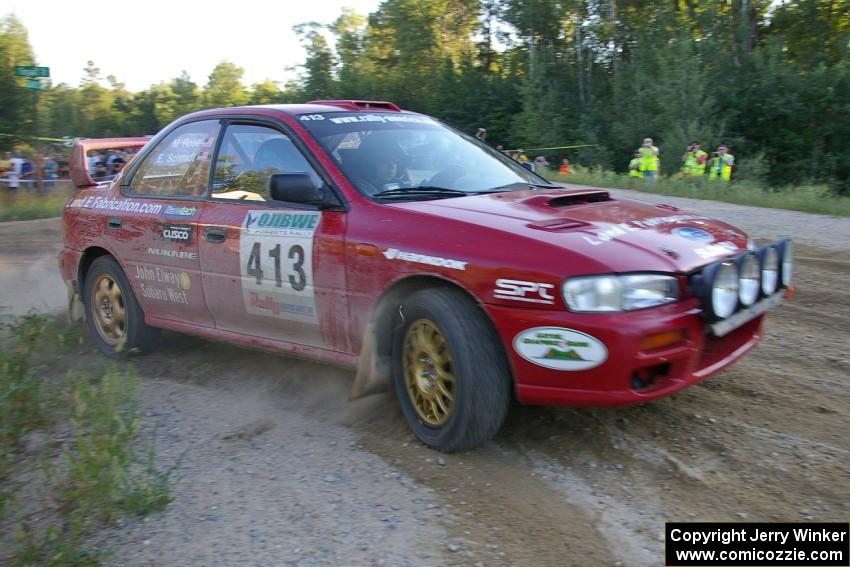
639 137 660 183
708 145 735 182
533 155 549 173
516 149 532 171
94 161 108 179
43 155 58 179
628 151 643 178
681 142 707 177
475 127 487 141
559 158 570 176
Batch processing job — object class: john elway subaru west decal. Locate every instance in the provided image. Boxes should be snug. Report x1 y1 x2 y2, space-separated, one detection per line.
513 327 607 371
239 210 320 323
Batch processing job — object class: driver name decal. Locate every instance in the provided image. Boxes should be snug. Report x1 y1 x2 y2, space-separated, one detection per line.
239 210 321 323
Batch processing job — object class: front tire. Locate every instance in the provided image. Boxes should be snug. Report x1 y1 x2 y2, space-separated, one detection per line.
392 288 511 452
84 255 159 356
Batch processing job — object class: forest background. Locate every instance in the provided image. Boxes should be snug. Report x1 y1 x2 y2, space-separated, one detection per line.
1 0 848 193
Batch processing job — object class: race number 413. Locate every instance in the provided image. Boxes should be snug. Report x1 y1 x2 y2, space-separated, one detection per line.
240 210 321 322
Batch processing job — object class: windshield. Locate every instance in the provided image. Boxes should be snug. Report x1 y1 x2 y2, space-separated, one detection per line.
297 111 549 199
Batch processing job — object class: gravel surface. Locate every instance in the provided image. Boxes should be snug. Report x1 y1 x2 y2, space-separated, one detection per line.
4 194 849 567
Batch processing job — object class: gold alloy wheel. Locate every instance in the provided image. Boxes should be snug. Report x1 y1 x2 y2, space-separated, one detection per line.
91 273 127 347
403 319 455 426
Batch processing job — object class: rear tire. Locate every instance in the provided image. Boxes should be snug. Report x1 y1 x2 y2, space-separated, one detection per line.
83 256 159 356
391 288 511 452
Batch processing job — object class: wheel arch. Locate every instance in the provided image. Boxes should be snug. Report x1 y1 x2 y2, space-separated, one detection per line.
350 273 513 400
77 246 115 289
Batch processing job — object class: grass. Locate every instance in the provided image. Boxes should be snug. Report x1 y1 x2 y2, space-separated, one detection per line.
0 314 178 566
544 166 850 217
0 183 73 222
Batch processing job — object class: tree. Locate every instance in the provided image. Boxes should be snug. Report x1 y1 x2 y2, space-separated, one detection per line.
204 61 248 107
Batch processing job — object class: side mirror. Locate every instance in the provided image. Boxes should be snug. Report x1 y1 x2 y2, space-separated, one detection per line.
269 173 325 206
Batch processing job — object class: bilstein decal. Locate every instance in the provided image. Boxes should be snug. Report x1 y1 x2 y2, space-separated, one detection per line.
383 248 467 270
513 327 607 371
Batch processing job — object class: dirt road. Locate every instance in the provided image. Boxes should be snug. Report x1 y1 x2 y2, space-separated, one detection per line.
3 190 848 566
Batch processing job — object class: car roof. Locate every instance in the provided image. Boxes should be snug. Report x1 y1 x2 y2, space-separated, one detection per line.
179 101 413 121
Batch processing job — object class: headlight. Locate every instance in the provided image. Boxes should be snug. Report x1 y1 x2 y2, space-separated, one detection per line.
779 239 792 286
737 253 760 306
711 261 739 319
758 245 779 295
563 274 679 312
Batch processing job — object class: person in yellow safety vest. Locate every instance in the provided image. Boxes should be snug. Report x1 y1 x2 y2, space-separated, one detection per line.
628 151 643 178
639 137 660 182
708 144 734 181
681 141 708 176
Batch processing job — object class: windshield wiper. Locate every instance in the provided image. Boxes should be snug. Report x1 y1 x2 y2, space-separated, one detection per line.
372 186 472 200
480 181 560 193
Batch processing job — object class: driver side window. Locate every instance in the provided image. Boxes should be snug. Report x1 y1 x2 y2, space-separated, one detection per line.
212 124 320 201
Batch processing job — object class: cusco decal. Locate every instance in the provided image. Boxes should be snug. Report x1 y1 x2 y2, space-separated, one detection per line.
239 210 320 323
68 196 162 215
513 327 607 371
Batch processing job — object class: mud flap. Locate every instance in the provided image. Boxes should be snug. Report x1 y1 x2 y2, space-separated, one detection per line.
349 321 391 400
66 280 85 322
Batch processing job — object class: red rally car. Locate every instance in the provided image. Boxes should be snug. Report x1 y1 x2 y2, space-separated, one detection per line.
58 100 792 452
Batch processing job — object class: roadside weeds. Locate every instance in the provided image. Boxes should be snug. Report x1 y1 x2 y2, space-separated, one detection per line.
0 313 179 566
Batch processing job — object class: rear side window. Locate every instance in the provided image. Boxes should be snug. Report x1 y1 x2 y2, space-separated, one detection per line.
211 124 321 201
128 120 220 197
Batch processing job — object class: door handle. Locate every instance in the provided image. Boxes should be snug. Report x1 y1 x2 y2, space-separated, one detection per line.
107 217 122 230
204 226 227 243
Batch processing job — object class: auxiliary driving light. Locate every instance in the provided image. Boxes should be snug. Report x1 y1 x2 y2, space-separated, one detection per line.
707 261 739 320
758 245 779 296
778 239 793 287
737 253 761 306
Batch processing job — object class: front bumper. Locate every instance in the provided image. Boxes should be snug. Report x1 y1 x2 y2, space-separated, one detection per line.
484 297 765 407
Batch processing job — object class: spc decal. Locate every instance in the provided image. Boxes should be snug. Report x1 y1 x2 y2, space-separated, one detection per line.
513 327 607 371
157 223 193 243
239 210 321 323
494 279 555 304
382 248 467 270
672 226 714 243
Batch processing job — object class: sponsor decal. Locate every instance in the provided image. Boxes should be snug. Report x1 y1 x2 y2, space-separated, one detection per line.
298 113 435 125
582 214 709 246
494 279 556 305
672 226 714 243
68 196 163 215
694 241 739 259
133 264 191 304
513 327 607 371
163 205 197 218
382 248 467 271
240 210 321 323
157 223 193 243
147 247 198 260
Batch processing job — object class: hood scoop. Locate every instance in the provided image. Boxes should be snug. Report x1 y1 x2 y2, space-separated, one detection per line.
527 218 590 232
520 190 611 211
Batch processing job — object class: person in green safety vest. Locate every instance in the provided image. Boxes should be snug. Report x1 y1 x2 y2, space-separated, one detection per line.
708 145 734 181
681 141 707 176
639 137 660 182
628 151 643 178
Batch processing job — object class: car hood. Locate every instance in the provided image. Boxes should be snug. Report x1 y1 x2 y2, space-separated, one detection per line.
392 187 749 274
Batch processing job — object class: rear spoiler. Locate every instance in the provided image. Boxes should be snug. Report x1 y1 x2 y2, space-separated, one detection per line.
70 137 150 188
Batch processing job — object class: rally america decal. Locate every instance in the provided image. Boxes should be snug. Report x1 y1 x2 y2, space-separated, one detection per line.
513 327 608 371
239 210 320 323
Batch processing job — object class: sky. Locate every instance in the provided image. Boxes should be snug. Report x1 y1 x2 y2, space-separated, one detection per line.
1 0 381 91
